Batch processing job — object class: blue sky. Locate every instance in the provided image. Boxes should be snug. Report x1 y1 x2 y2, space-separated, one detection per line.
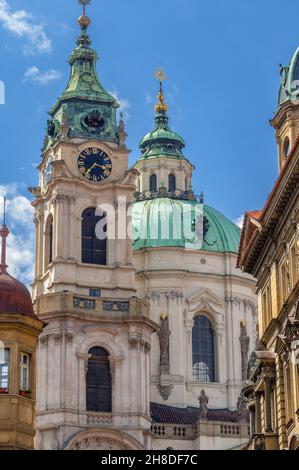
0 0 299 284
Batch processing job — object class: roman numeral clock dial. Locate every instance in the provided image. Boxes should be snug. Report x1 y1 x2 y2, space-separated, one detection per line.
77 147 112 182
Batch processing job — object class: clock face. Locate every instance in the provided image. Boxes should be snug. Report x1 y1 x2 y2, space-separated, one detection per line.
77 147 112 182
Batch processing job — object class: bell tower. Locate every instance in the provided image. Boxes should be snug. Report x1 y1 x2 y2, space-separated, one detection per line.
31 2 137 300
271 48 299 171
31 2 157 451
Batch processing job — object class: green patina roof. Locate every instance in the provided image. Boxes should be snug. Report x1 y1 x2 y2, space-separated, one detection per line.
132 198 241 254
138 110 186 160
42 20 120 152
51 29 117 112
278 47 299 107
138 80 186 161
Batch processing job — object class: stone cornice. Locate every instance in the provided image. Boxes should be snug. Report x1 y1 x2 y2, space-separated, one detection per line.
0 313 43 333
136 269 256 288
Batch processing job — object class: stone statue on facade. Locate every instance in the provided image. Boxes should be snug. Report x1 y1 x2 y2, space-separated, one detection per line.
237 394 249 422
118 113 128 149
198 390 209 420
59 105 70 142
240 321 250 381
158 313 170 375
158 313 173 401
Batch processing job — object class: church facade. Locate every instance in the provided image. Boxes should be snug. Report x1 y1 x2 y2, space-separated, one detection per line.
238 46 299 451
25 6 257 450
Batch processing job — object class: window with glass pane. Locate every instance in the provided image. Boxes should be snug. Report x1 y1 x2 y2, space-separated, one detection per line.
49 222 53 264
150 174 157 192
82 208 107 265
192 316 215 383
20 353 30 391
86 347 112 412
168 174 176 192
0 349 9 390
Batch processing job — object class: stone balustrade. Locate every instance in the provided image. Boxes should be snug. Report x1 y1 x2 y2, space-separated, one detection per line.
151 421 250 441
35 291 150 319
151 424 195 440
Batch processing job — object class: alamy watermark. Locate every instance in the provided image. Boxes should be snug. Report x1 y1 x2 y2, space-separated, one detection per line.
93 198 204 250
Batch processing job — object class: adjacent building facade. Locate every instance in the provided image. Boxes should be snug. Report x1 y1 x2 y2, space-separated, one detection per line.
238 46 299 451
0 216 43 449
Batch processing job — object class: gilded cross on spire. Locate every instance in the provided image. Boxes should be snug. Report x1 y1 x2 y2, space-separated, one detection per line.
0 197 9 274
154 68 168 113
78 0 91 29
79 0 91 16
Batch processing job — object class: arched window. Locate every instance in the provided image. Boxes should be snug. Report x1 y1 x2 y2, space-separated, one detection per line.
86 347 112 412
283 137 290 159
82 208 107 265
45 215 53 266
150 174 157 192
49 222 53 264
168 174 176 192
192 315 215 383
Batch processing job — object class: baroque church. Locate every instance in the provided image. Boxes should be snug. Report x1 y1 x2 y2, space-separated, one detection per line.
0 4 257 450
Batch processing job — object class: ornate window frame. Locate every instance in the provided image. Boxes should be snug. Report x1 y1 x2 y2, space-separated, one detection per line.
76 331 124 415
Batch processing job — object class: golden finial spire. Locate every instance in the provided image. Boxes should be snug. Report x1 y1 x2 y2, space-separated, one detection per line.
154 67 168 113
78 0 91 29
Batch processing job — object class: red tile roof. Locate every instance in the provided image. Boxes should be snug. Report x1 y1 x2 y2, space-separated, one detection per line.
0 272 35 318
247 211 262 220
237 211 261 268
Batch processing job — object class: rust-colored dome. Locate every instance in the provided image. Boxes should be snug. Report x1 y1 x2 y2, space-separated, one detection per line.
0 272 35 318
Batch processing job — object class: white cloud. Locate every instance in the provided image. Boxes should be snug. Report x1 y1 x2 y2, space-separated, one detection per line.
234 214 244 229
0 0 51 54
24 66 62 85
108 89 130 120
0 184 34 288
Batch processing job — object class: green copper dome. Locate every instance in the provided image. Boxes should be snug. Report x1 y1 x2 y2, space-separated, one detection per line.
139 111 186 160
278 47 299 106
132 198 241 254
